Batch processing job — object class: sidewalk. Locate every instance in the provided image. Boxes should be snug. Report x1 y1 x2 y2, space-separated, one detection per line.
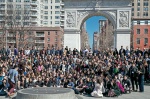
0 86 150 99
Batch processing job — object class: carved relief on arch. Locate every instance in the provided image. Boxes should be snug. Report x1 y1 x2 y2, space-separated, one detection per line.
66 11 76 28
77 11 90 26
103 10 117 24
119 11 129 28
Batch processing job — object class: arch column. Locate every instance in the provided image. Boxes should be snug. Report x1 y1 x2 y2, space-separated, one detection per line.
114 30 131 50
64 29 81 50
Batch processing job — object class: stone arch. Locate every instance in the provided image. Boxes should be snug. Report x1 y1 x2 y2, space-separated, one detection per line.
64 0 132 51
77 11 117 30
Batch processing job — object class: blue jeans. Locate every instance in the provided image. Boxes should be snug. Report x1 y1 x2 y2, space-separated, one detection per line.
138 75 144 92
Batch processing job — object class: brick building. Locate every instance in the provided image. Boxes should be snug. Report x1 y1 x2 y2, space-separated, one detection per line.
132 0 150 50
0 27 64 50
132 20 150 49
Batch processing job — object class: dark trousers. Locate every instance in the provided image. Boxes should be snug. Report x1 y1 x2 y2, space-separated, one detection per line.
138 75 144 92
131 77 138 91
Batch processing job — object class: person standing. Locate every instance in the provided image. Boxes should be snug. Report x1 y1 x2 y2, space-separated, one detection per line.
7 65 19 97
129 62 138 91
119 46 126 57
138 64 145 92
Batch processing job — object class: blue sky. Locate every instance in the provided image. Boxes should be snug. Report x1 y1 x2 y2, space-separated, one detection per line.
86 16 106 48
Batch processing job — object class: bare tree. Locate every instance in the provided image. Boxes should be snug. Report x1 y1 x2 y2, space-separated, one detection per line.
99 21 114 50
0 2 34 49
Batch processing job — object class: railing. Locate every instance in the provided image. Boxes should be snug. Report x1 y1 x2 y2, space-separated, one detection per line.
0 7 5 9
35 40 45 43
61 13 65 15
31 7 37 10
8 40 16 43
31 1 37 4
0 12 5 14
8 33 15 37
61 18 65 20
36 34 44 37
31 13 38 15
0 0 5 3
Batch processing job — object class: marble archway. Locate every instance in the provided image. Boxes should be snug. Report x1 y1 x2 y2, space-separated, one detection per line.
63 0 132 50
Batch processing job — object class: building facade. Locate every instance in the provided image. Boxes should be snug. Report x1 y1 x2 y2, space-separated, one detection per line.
93 32 98 50
0 0 64 27
99 19 114 50
0 27 64 49
132 0 150 50
0 0 64 49
80 23 90 50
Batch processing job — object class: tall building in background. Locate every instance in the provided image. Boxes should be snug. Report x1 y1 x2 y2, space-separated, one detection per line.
99 19 114 50
0 0 64 27
99 20 106 34
132 0 150 50
81 22 90 50
0 0 64 49
93 32 98 50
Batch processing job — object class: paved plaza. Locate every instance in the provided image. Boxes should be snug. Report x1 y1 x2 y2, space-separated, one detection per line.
0 85 150 99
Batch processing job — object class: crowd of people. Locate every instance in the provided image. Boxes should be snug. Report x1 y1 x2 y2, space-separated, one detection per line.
0 45 150 98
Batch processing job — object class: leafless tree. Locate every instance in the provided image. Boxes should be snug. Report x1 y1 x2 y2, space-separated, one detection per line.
99 21 114 50
0 2 35 49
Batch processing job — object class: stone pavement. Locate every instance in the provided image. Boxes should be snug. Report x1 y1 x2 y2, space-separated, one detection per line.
0 86 150 99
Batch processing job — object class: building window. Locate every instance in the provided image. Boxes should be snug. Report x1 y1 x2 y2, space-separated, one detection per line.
48 38 50 42
132 8 134 11
55 21 59 24
55 0 60 3
16 5 21 8
44 11 48 14
143 12 148 16
55 6 60 9
137 38 140 44
48 32 50 35
44 16 48 20
145 20 148 24
55 11 60 14
45 6 48 9
137 21 140 25
44 0 48 3
55 16 60 19
16 0 21 2
144 7 148 11
16 16 21 20
144 2 149 6
137 29 140 34
55 31 57 35
24 0 30 2
138 3 140 6
55 38 57 42
132 13 134 16
144 38 148 45
137 7 140 11
137 12 140 16
144 29 148 34
132 3 134 6
48 44 50 47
